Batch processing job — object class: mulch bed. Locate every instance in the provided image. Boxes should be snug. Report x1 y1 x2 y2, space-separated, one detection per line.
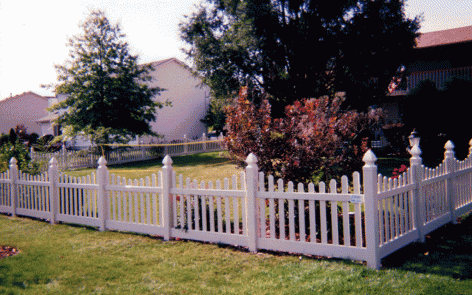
0 245 19 260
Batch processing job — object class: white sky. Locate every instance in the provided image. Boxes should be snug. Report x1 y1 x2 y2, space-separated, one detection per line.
1 0 471 99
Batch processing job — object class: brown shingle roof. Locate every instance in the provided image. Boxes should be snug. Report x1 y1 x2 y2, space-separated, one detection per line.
0 91 48 104
141 57 189 70
416 25 472 48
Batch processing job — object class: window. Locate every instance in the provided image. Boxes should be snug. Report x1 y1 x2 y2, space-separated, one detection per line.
53 124 62 136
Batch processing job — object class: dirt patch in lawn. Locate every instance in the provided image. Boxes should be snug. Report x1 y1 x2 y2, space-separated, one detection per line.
0 245 19 260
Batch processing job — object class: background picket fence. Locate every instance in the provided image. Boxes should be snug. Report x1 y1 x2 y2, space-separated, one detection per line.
30 133 225 171
2 140 472 269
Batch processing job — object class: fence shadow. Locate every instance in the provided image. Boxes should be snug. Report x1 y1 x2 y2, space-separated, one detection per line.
170 152 231 167
382 212 472 280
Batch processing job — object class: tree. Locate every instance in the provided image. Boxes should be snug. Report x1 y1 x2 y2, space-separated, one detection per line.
50 10 167 145
180 0 420 113
200 98 228 134
402 77 472 161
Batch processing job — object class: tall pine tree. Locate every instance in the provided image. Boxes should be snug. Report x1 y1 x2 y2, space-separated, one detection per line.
51 10 167 145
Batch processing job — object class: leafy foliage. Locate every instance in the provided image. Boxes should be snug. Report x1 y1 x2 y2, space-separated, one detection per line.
180 0 420 112
0 141 39 174
201 98 228 134
224 88 381 183
50 10 167 145
0 128 42 174
403 77 472 161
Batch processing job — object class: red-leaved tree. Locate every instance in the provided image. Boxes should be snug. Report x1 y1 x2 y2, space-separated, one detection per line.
225 87 381 184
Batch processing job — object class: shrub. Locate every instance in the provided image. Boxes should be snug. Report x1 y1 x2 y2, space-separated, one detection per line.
224 87 381 184
0 141 41 174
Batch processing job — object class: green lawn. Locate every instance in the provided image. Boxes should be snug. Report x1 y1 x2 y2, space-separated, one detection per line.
1 213 471 294
64 151 410 183
63 151 243 186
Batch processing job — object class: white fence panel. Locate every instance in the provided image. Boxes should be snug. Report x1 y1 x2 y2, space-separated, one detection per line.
169 171 248 247
256 172 367 261
16 171 52 220
106 173 165 236
56 172 101 227
0 170 12 214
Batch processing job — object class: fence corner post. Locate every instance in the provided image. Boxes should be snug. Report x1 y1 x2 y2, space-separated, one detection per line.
444 140 457 224
245 153 258 252
410 145 425 242
97 156 109 232
48 157 59 224
9 158 18 218
162 155 173 241
202 133 207 151
362 150 380 270
183 135 188 154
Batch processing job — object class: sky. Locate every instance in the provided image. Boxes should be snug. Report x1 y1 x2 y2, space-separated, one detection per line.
0 0 471 100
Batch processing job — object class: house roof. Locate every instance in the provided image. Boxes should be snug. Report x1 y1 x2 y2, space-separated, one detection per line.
141 57 190 70
0 91 48 104
416 25 472 48
36 112 59 124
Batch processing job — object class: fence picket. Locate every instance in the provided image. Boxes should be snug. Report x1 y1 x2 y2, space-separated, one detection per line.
277 178 285 240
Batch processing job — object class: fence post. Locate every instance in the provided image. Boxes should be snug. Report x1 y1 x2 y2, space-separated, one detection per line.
218 133 224 150
48 157 59 224
9 158 18 217
202 133 207 151
90 149 95 168
183 135 188 154
444 140 457 224
162 155 173 240
97 156 109 232
363 150 380 269
141 143 145 160
61 144 67 170
410 145 425 243
245 153 258 252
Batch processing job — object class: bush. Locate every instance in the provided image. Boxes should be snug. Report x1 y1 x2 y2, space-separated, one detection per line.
224 87 381 184
0 141 42 174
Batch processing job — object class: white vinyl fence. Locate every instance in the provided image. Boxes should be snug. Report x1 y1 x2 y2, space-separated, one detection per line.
2 140 472 269
31 134 225 171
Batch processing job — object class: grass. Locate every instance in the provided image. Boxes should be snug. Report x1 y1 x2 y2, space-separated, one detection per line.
1 213 471 294
64 151 410 184
63 151 243 186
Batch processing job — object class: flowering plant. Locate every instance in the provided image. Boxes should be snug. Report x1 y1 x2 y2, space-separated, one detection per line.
391 164 408 179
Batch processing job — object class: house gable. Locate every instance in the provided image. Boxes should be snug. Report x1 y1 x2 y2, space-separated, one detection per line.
143 58 210 142
0 92 49 135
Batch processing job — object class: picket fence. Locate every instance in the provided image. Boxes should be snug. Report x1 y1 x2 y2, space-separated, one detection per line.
2 140 472 269
30 134 225 171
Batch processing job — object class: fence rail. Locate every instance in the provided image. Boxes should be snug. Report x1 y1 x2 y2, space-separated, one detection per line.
31 134 225 171
2 140 472 269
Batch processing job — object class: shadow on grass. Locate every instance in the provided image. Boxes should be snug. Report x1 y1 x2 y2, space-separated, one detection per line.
382 212 472 280
104 152 233 169
171 152 233 167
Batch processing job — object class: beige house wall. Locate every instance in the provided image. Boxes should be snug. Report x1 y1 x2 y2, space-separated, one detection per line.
143 58 210 143
0 92 49 135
